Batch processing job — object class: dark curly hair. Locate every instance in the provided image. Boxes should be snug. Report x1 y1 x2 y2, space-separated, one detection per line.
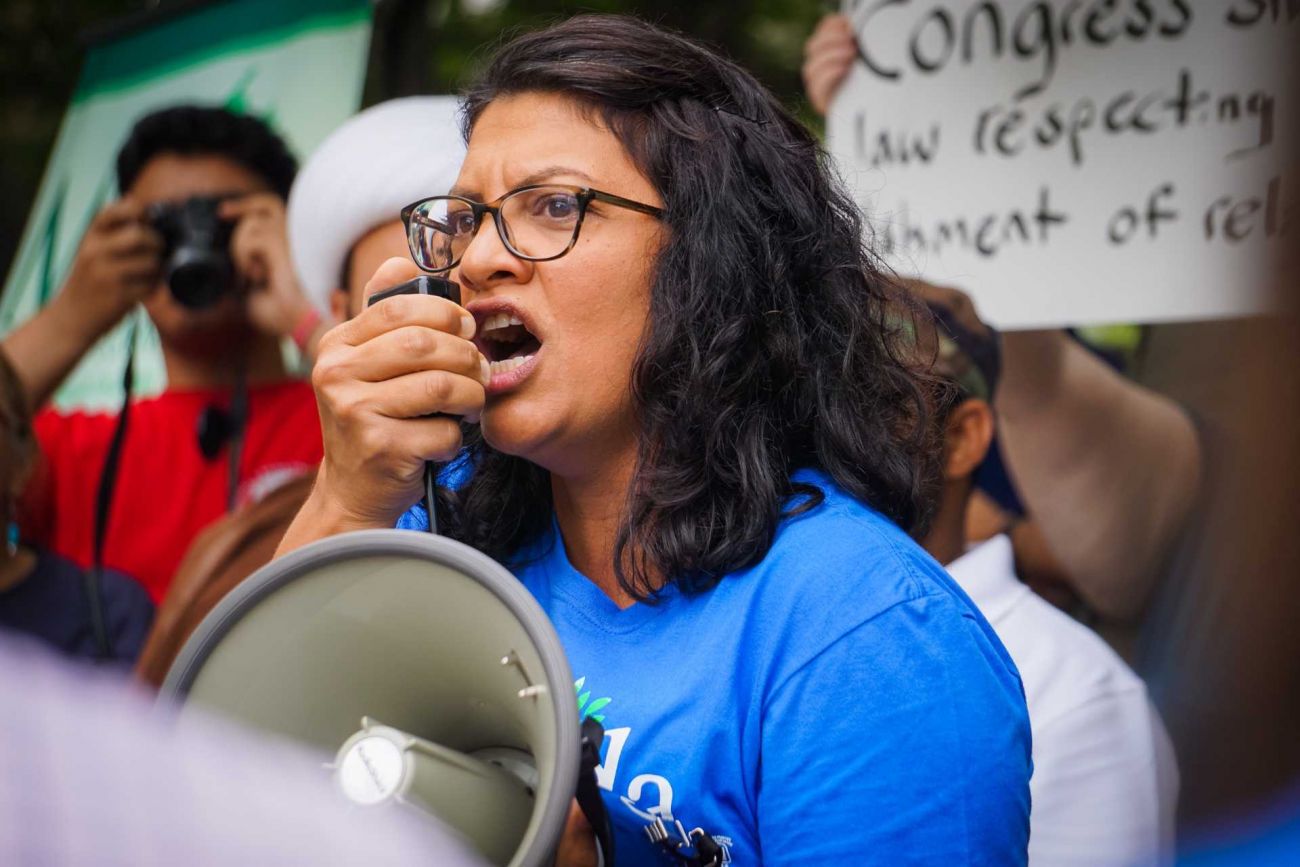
442 14 944 599
116 105 297 199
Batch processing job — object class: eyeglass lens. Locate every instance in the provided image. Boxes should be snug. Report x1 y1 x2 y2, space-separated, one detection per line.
407 186 584 271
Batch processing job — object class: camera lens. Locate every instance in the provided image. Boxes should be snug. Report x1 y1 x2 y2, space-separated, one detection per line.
151 196 235 309
167 252 234 309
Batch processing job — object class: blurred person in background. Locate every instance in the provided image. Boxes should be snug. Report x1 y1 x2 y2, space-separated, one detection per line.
135 96 467 686
0 349 153 661
803 15 1202 622
916 303 1178 866
2 106 325 611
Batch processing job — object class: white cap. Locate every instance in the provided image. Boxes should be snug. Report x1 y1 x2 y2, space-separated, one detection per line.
287 96 466 314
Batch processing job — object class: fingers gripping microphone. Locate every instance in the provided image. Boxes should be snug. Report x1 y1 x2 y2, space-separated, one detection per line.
367 276 461 536
160 530 580 867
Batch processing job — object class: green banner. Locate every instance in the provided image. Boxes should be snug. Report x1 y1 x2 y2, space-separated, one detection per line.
0 0 372 411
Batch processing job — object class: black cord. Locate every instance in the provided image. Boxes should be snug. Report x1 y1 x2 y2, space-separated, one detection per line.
423 461 437 535
225 357 248 512
578 718 617 867
88 321 138 661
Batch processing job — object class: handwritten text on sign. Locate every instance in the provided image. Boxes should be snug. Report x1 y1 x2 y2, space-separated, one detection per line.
827 0 1295 328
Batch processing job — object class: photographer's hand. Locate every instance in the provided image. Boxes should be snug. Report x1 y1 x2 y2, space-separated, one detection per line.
223 194 331 358
2 199 161 409
276 258 490 556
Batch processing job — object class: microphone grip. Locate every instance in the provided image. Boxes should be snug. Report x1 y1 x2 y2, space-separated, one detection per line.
366 276 463 536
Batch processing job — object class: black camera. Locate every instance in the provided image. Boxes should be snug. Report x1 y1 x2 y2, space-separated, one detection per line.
148 195 235 309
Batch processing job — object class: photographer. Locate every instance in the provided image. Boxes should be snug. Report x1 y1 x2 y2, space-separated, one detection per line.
132 97 467 685
4 106 324 606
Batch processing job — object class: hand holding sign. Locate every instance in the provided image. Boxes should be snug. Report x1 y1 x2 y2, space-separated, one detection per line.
802 15 858 116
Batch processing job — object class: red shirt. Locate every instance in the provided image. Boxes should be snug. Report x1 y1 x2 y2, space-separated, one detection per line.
21 381 323 603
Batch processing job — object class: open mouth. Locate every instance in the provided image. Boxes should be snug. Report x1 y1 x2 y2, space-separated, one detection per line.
476 311 542 377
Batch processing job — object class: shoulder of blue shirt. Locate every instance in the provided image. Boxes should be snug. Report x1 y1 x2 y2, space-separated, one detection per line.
700 467 1015 680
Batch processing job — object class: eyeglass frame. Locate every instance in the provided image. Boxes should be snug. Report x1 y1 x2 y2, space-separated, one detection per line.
400 183 665 273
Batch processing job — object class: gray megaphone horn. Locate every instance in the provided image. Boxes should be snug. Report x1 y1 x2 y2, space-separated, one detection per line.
160 529 590 867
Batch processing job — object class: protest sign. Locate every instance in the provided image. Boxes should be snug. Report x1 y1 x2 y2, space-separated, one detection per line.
827 0 1295 328
0 0 372 410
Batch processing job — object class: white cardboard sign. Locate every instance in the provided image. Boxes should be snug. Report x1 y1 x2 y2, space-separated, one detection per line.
827 0 1295 328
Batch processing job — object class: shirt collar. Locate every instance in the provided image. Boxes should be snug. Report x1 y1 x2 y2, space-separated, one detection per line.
944 534 1028 625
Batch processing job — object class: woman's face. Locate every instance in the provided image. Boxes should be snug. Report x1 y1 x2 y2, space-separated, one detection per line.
451 92 664 476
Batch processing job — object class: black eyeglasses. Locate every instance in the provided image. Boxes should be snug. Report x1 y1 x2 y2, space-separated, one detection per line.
400 184 664 273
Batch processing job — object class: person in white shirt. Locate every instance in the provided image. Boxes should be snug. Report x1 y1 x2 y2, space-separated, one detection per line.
917 298 1179 866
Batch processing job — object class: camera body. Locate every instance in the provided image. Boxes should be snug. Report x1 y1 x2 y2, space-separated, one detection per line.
147 196 236 309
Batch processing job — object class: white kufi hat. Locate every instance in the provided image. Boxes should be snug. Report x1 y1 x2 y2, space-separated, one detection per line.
287 96 466 314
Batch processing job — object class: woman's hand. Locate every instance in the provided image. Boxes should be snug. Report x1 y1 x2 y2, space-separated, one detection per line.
278 258 489 553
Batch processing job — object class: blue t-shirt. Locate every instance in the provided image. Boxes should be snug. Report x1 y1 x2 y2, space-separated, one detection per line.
401 469 1031 864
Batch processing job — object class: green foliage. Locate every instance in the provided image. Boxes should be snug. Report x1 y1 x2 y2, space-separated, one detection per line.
0 0 143 281
422 0 823 117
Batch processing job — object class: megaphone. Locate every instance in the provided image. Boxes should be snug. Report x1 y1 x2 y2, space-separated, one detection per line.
160 529 581 867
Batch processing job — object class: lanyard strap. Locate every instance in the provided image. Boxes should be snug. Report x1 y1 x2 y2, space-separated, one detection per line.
88 320 139 660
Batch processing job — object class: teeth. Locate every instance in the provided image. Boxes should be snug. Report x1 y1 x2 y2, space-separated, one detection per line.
481 312 525 334
488 354 534 376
